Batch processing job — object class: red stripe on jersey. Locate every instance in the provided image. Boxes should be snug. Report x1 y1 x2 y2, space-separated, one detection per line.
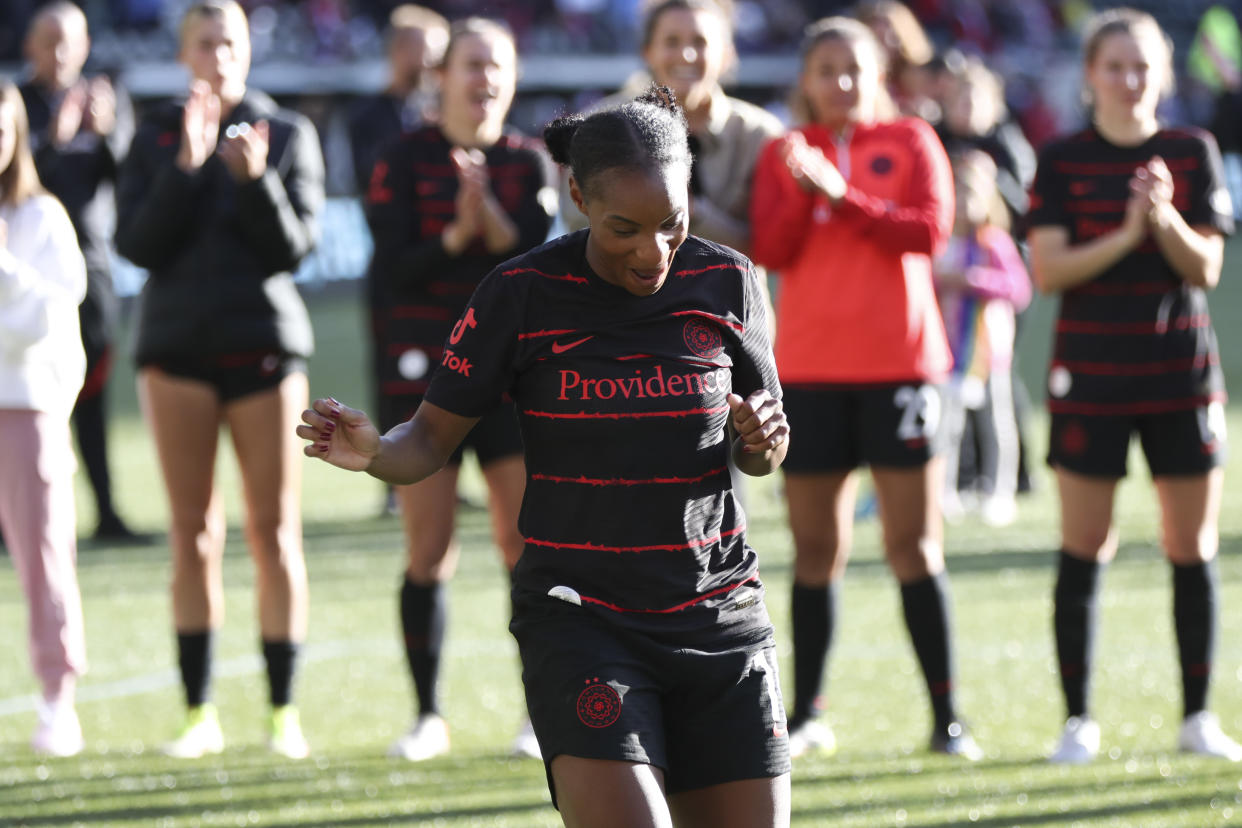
1053 158 1200 175
391 305 454 321
1072 281 1175 296
675 263 742 278
530 467 728 487
503 266 589 284
489 163 535 176
413 163 453 176
670 310 743 333
576 575 759 614
1056 314 1209 335
1054 356 1217 376
519 328 579 340
1065 199 1128 214
525 524 745 554
615 354 654 361
523 405 729 420
1049 393 1224 416
418 199 456 214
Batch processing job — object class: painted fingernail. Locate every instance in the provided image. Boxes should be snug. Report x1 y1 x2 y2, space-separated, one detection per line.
318 444 329 453
324 421 336 432
320 432 331 441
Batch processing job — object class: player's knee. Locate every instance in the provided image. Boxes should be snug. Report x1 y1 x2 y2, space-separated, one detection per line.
1164 526 1218 564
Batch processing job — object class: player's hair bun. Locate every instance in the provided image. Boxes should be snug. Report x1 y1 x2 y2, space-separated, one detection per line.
543 113 585 167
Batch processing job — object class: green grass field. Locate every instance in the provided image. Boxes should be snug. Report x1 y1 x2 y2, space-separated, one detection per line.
5 250 1242 827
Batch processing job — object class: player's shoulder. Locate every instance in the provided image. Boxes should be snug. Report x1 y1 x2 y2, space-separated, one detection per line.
494 129 549 163
1036 128 1098 162
1155 125 1219 156
673 236 753 281
487 230 588 288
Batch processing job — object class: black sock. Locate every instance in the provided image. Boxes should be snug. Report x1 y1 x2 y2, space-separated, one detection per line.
73 389 116 521
177 630 213 708
400 577 446 717
262 639 299 707
790 581 835 725
1053 550 1102 719
900 572 956 729
1173 560 1216 718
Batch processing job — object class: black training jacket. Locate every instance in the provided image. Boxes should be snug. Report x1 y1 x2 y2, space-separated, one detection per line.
116 89 324 363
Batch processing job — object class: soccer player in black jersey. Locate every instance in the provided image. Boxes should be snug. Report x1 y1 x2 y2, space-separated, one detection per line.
1027 8 1240 764
302 87 792 827
364 18 555 762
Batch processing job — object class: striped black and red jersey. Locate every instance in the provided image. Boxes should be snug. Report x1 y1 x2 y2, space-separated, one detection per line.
364 124 554 398
423 230 782 643
1027 126 1234 415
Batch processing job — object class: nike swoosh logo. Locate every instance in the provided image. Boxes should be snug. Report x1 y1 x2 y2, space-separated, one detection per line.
551 336 593 354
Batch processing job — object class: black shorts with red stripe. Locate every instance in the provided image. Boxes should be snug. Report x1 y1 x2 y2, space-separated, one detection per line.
142 350 305 403
1048 401 1227 478
511 594 789 804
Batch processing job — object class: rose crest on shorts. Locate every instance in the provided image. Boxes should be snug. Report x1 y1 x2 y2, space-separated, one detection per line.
683 319 724 359
577 678 627 728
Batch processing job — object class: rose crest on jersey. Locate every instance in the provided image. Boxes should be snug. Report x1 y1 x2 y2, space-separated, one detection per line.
577 678 626 728
683 319 724 359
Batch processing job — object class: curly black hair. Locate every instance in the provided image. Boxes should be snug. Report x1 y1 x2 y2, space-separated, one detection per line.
544 85 693 200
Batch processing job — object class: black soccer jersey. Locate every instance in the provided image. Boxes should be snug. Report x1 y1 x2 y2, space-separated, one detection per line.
423 231 782 643
1028 126 1233 415
365 124 554 399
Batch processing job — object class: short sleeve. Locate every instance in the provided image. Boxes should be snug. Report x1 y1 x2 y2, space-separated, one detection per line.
1184 133 1235 235
730 263 782 402
1026 145 1069 231
422 268 523 417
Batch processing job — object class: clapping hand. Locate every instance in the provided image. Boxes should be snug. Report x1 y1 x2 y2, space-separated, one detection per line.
442 147 487 254
1123 156 1175 242
217 119 270 182
779 132 848 202
176 81 221 172
50 82 87 147
83 76 117 137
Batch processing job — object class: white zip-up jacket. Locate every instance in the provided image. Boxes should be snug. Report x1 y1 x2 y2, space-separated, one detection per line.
0 193 86 418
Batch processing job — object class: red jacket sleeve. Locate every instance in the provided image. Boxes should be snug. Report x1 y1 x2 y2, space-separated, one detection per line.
832 119 955 256
749 134 815 270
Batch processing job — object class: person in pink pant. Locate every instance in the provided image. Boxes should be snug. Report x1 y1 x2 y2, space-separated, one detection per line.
0 79 89 757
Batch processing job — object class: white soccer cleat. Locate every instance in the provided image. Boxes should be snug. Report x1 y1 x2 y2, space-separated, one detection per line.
979 495 1018 527
268 705 310 759
787 719 837 759
510 717 542 760
31 699 84 758
930 720 984 761
163 704 225 759
1179 712 1242 761
1048 715 1100 764
388 713 450 761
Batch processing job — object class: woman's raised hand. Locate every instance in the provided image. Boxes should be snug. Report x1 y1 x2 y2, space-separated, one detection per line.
218 118 270 182
176 81 221 172
780 132 848 202
297 398 381 472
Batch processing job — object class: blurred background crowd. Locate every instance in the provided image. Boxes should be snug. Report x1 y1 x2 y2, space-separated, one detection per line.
2 0 1239 209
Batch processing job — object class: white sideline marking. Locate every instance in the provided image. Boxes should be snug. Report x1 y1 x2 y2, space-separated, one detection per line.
0 637 522 718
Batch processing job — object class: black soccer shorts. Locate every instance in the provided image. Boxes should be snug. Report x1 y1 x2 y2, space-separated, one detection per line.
510 598 790 806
